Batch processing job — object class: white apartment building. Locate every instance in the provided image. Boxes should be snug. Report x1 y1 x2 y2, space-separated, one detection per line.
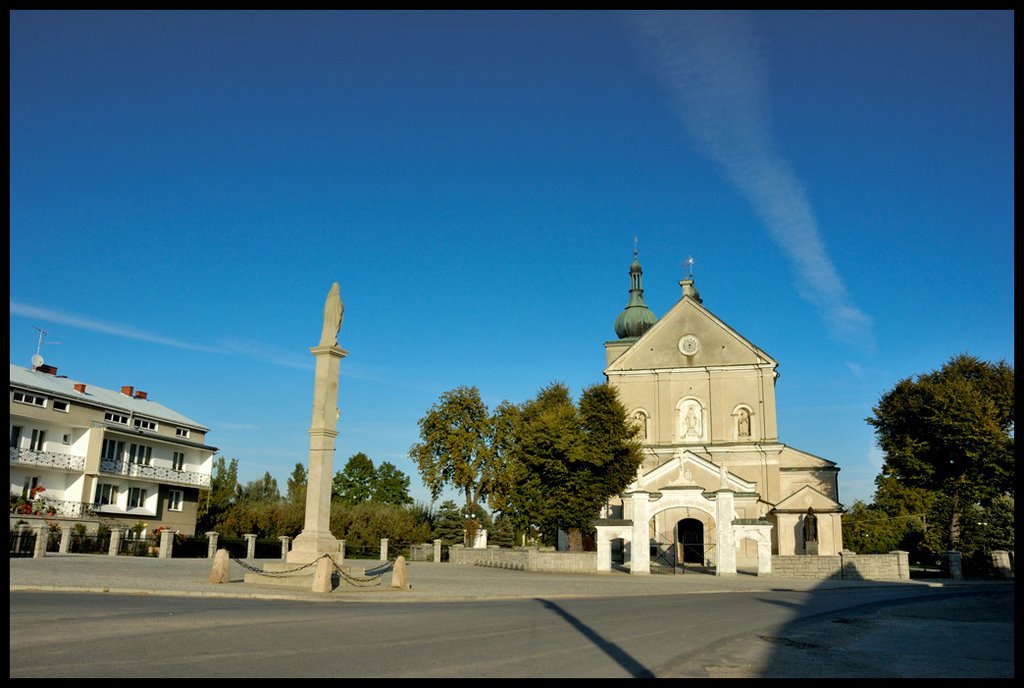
10 362 216 536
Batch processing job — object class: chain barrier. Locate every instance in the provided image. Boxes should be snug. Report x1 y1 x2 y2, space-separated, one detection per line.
229 553 391 587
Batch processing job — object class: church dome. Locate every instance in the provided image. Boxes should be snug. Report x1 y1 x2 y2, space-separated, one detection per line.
614 249 657 339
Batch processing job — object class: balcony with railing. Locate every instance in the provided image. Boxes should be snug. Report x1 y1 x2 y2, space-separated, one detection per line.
9 495 93 519
99 458 211 489
10 447 86 472
10 447 211 489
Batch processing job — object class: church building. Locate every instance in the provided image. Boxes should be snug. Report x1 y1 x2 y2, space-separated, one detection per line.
594 250 845 575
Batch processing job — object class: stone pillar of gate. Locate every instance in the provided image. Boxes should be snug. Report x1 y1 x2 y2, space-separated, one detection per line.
715 488 736 575
596 527 612 571
630 492 651 575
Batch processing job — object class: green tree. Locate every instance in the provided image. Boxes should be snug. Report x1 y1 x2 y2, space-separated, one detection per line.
514 382 643 551
333 452 377 505
866 354 1014 551
515 383 581 547
489 512 516 548
329 501 431 557
410 386 505 545
430 500 467 546
281 462 307 536
286 463 307 505
573 381 644 541
197 456 239 533
372 461 413 506
238 471 281 503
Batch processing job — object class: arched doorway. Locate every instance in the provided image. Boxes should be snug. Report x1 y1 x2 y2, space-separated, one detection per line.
677 518 704 565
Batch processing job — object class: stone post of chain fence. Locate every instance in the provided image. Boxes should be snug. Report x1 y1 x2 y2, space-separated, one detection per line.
108 527 123 556
33 524 49 559
159 529 176 559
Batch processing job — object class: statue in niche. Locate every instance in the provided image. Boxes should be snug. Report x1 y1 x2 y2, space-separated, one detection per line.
737 409 750 438
319 282 344 347
683 404 701 438
803 507 818 544
633 411 647 440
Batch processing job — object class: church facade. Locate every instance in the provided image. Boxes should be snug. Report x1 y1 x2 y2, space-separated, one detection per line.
594 252 844 575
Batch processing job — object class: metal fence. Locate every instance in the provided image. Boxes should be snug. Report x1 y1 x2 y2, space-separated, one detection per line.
9 530 36 557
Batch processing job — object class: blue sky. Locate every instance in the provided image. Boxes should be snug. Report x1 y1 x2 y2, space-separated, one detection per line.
10 10 1014 509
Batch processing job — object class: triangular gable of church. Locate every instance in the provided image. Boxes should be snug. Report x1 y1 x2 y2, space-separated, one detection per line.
636 451 756 494
774 484 842 513
605 296 777 373
776 445 840 470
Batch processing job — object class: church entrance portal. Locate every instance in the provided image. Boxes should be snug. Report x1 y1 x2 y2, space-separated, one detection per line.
677 518 705 565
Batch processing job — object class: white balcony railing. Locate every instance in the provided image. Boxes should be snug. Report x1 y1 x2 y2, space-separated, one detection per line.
9 447 211 489
9 447 86 472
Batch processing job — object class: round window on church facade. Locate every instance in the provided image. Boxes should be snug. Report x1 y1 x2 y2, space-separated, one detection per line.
678 335 700 356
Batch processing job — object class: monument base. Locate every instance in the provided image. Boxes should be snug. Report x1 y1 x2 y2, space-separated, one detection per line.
805 542 819 555
286 532 342 564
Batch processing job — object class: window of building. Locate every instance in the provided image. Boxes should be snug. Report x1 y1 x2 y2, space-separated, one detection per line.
21 476 40 499
168 489 184 512
29 429 46 452
12 391 47 407
134 418 158 431
172 451 185 471
104 411 129 425
127 444 152 465
63 434 71 444
52 399 69 413
102 438 124 461
176 427 190 439
128 487 147 509
95 483 118 506
10 425 22 448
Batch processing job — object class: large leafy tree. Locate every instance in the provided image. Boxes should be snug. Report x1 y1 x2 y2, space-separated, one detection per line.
197 456 239 533
281 462 307 535
372 461 413 506
333 452 377 504
515 382 643 551
238 471 281 503
866 354 1013 551
410 386 505 544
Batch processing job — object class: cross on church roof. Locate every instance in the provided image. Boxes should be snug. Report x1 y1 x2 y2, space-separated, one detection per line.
684 255 695 279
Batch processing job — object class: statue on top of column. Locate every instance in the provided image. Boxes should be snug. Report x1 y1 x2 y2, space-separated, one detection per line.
319 283 344 347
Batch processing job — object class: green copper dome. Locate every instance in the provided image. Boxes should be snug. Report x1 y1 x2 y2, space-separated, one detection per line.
614 250 657 339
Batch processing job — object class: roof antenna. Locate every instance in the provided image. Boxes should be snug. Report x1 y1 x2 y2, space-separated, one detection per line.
31 326 61 370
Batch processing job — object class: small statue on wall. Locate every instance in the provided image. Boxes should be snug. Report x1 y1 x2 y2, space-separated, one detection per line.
633 411 647 440
683 403 701 438
803 506 818 544
737 408 750 438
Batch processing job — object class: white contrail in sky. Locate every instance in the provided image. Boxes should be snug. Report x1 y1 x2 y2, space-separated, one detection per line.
626 10 873 347
10 301 313 370
9 301 222 353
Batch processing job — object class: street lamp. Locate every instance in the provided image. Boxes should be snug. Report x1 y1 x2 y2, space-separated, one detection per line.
463 505 478 547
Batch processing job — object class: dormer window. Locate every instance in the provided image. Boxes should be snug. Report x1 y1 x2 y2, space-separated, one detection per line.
134 418 158 431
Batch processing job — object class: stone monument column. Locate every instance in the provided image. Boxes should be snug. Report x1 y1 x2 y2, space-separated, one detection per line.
288 283 347 564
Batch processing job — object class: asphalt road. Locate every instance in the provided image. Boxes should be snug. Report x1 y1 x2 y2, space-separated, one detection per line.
9 584 1013 678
